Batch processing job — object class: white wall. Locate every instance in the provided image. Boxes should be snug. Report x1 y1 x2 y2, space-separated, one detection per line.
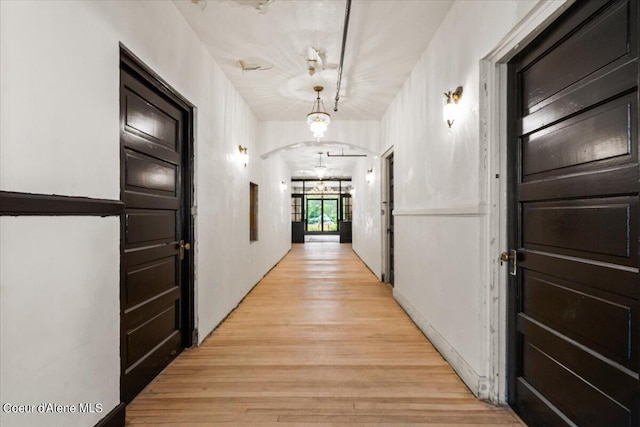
0 217 120 427
0 1 290 425
351 157 383 279
254 156 292 277
197 149 291 336
370 0 547 400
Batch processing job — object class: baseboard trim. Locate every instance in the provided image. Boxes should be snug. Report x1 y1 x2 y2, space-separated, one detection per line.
94 402 125 427
197 247 292 345
351 246 382 281
393 288 490 400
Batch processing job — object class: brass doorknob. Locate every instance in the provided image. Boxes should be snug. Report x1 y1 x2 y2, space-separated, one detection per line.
501 249 518 276
178 240 191 260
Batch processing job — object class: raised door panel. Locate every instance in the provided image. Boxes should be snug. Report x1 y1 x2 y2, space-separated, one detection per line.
120 65 187 404
508 0 639 425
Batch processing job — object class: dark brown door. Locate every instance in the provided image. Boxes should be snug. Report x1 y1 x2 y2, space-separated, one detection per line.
120 53 193 403
292 194 304 243
507 0 639 425
387 153 394 286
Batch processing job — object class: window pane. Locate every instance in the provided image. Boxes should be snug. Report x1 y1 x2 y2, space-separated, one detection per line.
306 199 322 231
323 199 338 231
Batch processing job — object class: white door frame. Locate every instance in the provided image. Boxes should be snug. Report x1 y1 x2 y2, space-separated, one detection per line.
480 0 574 403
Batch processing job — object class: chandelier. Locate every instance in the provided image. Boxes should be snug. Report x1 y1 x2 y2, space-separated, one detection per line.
314 152 326 179
310 184 329 194
307 86 330 141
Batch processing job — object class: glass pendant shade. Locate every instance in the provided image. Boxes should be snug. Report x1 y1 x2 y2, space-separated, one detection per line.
314 152 327 179
315 165 326 179
308 112 330 138
308 86 330 140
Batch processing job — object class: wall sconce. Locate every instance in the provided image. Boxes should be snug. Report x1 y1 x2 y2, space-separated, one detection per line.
238 145 248 168
443 86 463 128
365 168 373 184
280 181 288 192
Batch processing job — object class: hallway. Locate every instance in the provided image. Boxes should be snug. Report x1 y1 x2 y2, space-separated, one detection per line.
126 243 523 426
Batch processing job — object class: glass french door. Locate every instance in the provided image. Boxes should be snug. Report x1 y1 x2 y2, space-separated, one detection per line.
306 198 338 232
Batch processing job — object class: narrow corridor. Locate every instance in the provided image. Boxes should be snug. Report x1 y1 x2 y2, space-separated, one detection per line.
126 243 523 426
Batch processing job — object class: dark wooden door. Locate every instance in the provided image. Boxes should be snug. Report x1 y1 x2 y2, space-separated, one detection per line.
387 153 395 286
291 194 304 243
340 194 352 243
507 0 639 425
120 55 193 403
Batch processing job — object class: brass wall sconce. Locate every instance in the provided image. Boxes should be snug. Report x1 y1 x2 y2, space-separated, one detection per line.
238 145 248 168
443 86 463 128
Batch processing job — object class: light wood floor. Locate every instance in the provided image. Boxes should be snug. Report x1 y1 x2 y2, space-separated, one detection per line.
126 243 524 426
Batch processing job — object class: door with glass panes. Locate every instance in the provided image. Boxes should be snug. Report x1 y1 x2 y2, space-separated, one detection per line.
306 198 338 232
291 195 304 243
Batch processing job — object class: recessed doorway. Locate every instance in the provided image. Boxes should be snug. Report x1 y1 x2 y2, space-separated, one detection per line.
119 47 195 404
290 179 353 243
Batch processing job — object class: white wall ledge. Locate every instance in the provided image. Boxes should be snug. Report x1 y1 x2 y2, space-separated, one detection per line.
393 204 489 217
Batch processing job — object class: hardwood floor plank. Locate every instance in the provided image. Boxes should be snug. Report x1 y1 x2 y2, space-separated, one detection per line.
126 243 523 426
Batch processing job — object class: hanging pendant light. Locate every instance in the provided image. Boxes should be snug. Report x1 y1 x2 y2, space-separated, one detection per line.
307 86 330 141
314 152 327 179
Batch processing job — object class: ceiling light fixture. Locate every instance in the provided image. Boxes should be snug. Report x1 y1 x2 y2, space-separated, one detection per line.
307 86 330 141
314 152 327 179
310 184 329 194
443 86 463 128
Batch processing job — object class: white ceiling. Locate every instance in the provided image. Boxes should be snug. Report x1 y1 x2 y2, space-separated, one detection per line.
173 0 453 178
279 143 366 179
